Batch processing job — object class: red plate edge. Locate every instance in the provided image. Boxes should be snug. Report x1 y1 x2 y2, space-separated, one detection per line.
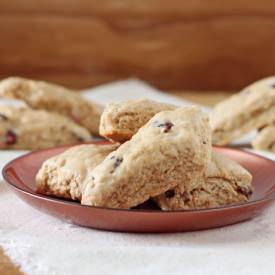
2 143 275 233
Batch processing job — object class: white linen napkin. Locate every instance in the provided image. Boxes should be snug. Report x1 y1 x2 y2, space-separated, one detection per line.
0 79 274 275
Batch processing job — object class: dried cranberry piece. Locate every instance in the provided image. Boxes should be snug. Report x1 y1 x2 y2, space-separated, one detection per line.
110 156 123 173
237 186 252 197
70 114 81 124
165 190 175 198
5 130 17 145
113 157 123 169
154 121 174 133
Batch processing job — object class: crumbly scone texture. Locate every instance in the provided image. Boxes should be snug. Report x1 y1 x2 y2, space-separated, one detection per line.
252 124 275 152
82 106 211 209
155 152 253 210
36 143 119 200
0 105 92 149
99 99 177 142
210 76 275 145
0 77 103 135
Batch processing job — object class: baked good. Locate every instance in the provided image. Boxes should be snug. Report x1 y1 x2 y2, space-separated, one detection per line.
155 152 253 210
252 124 275 152
99 98 176 142
0 77 103 135
0 105 91 149
36 143 119 200
210 77 275 145
82 106 211 209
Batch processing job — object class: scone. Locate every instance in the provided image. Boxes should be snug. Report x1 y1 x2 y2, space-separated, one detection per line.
0 106 91 149
0 77 103 135
36 143 119 200
252 125 275 152
100 99 176 142
82 106 211 209
210 76 275 145
155 152 253 210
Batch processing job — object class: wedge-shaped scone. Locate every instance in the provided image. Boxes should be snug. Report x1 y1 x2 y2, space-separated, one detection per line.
252 125 275 152
0 77 103 135
36 143 119 200
0 106 91 149
82 106 211 209
100 99 176 142
155 152 253 210
210 77 275 145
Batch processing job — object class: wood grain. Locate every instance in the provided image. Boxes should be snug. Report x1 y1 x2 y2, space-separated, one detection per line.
0 1 275 90
1 0 275 17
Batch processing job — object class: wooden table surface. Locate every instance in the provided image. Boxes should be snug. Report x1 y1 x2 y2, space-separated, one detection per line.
0 90 230 275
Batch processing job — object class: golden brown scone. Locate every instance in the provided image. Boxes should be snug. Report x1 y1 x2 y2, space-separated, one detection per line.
36 143 119 200
99 99 177 142
155 152 253 210
0 105 91 149
0 77 103 135
82 106 211 209
210 77 275 145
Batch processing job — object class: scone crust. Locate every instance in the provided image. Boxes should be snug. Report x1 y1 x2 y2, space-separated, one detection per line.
36 143 119 200
252 125 275 152
100 99 176 142
155 152 253 210
0 77 103 135
82 106 211 209
0 105 91 149
210 77 275 145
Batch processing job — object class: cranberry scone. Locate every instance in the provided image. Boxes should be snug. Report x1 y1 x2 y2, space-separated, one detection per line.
252 124 275 152
0 77 103 135
0 106 91 149
210 77 275 145
100 99 176 142
36 143 119 200
82 106 211 209
155 152 253 210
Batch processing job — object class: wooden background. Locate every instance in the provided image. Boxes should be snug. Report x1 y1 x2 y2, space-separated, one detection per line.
0 0 275 91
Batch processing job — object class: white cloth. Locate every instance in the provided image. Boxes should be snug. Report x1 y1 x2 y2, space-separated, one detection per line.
0 79 274 275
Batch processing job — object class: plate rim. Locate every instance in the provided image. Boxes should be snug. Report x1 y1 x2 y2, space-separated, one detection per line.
2 143 275 214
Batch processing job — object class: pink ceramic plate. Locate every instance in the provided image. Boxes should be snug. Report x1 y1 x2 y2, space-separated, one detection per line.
2 142 275 233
